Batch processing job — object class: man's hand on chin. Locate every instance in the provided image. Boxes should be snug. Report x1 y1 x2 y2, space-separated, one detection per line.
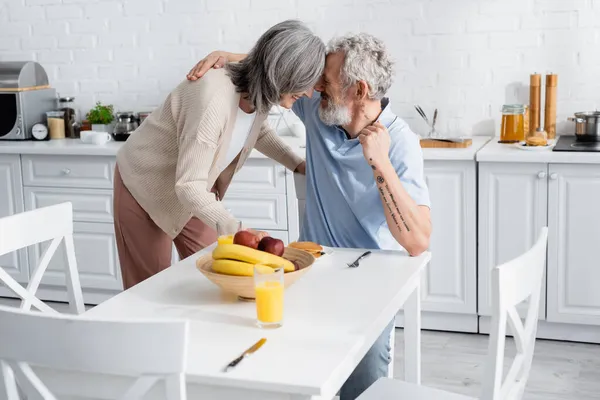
358 121 391 167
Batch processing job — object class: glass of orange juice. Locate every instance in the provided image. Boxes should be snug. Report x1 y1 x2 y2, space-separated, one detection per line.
254 265 284 329
216 220 242 245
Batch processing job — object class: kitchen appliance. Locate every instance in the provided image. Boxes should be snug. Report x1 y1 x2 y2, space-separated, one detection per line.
553 135 600 152
112 112 138 141
0 61 57 140
567 111 600 142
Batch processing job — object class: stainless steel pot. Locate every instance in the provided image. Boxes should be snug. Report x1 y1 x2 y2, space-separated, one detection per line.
569 111 600 142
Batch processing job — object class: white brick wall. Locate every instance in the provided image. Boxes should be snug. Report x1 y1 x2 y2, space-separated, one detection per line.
1 0 599 136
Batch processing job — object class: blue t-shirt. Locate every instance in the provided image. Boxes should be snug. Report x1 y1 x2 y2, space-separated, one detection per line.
292 93 430 251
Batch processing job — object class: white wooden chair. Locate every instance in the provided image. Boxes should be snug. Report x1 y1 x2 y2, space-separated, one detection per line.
0 304 189 400
357 227 549 400
0 202 85 398
0 201 84 315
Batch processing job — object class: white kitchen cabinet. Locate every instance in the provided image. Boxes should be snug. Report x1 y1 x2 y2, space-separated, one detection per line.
17 154 122 304
24 187 114 224
21 155 115 189
547 164 600 326
222 194 288 230
228 159 286 194
0 154 28 283
422 161 476 316
478 162 548 319
28 222 122 293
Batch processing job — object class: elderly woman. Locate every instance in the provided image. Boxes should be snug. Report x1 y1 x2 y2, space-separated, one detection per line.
114 20 325 288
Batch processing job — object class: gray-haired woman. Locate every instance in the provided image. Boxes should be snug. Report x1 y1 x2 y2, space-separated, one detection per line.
114 20 325 289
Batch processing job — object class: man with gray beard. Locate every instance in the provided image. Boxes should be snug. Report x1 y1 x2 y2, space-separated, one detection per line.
188 32 432 400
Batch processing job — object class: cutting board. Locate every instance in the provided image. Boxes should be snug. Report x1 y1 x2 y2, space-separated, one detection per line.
420 138 472 148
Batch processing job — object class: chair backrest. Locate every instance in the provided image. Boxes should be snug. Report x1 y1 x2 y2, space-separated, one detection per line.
0 305 189 400
0 202 84 315
482 227 548 400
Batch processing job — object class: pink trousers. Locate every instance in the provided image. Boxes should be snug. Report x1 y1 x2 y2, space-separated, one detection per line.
113 166 217 289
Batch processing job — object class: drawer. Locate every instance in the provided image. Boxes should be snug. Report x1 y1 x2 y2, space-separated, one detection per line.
24 187 113 223
22 155 115 189
229 158 286 194
222 193 287 230
28 222 122 291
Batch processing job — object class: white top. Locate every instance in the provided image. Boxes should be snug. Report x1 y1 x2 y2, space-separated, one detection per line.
221 108 256 171
84 245 430 398
476 136 600 164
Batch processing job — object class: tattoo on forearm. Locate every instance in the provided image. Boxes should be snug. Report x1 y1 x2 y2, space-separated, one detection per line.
372 169 411 233
388 190 410 232
378 186 401 232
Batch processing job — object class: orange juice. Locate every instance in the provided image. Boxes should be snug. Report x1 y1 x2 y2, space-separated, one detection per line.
255 281 284 324
217 235 234 245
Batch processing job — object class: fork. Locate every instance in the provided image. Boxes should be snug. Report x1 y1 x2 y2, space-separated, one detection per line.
348 251 372 268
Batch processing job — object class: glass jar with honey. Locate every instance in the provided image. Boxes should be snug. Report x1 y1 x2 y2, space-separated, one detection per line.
499 104 525 143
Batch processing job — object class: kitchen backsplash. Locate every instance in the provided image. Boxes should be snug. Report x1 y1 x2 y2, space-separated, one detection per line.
1 0 599 137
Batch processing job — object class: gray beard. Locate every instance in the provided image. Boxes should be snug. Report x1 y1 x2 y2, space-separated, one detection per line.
318 100 352 126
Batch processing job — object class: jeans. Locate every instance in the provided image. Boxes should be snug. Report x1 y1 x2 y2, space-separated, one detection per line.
339 320 394 400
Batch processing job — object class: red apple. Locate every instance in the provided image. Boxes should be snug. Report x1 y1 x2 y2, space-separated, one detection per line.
233 230 260 249
257 236 285 257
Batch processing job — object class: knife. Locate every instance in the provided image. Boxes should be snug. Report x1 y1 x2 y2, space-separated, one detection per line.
223 338 267 372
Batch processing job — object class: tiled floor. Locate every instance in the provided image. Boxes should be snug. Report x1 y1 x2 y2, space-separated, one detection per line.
393 329 600 400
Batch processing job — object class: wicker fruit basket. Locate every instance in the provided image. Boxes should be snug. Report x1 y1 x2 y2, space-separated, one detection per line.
196 247 315 300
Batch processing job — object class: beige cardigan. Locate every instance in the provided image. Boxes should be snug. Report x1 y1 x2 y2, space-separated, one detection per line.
116 68 303 238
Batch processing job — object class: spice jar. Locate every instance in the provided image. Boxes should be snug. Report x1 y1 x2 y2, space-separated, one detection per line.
46 111 66 139
499 104 525 143
59 96 81 138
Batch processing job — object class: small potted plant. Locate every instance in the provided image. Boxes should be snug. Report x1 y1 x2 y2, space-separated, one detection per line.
86 102 115 133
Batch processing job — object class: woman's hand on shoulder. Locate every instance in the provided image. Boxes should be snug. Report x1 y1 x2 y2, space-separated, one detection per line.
187 51 227 81
186 51 248 81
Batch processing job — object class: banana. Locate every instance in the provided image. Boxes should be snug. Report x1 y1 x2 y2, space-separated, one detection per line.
212 244 296 272
212 259 273 277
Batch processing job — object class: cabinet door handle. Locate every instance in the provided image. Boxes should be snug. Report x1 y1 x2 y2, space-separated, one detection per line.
61 168 71 175
550 173 558 180
538 171 546 179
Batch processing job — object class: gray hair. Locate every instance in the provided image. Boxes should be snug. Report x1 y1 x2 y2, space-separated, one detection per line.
226 20 325 114
327 33 394 100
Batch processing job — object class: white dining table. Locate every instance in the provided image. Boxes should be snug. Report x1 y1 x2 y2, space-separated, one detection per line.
73 246 430 400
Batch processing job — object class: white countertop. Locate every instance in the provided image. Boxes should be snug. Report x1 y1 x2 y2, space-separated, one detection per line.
476 136 600 164
0 135 491 162
0 136 306 158
421 136 491 161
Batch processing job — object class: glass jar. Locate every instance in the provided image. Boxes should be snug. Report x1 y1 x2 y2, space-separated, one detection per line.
58 96 81 138
499 104 525 143
46 111 66 140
